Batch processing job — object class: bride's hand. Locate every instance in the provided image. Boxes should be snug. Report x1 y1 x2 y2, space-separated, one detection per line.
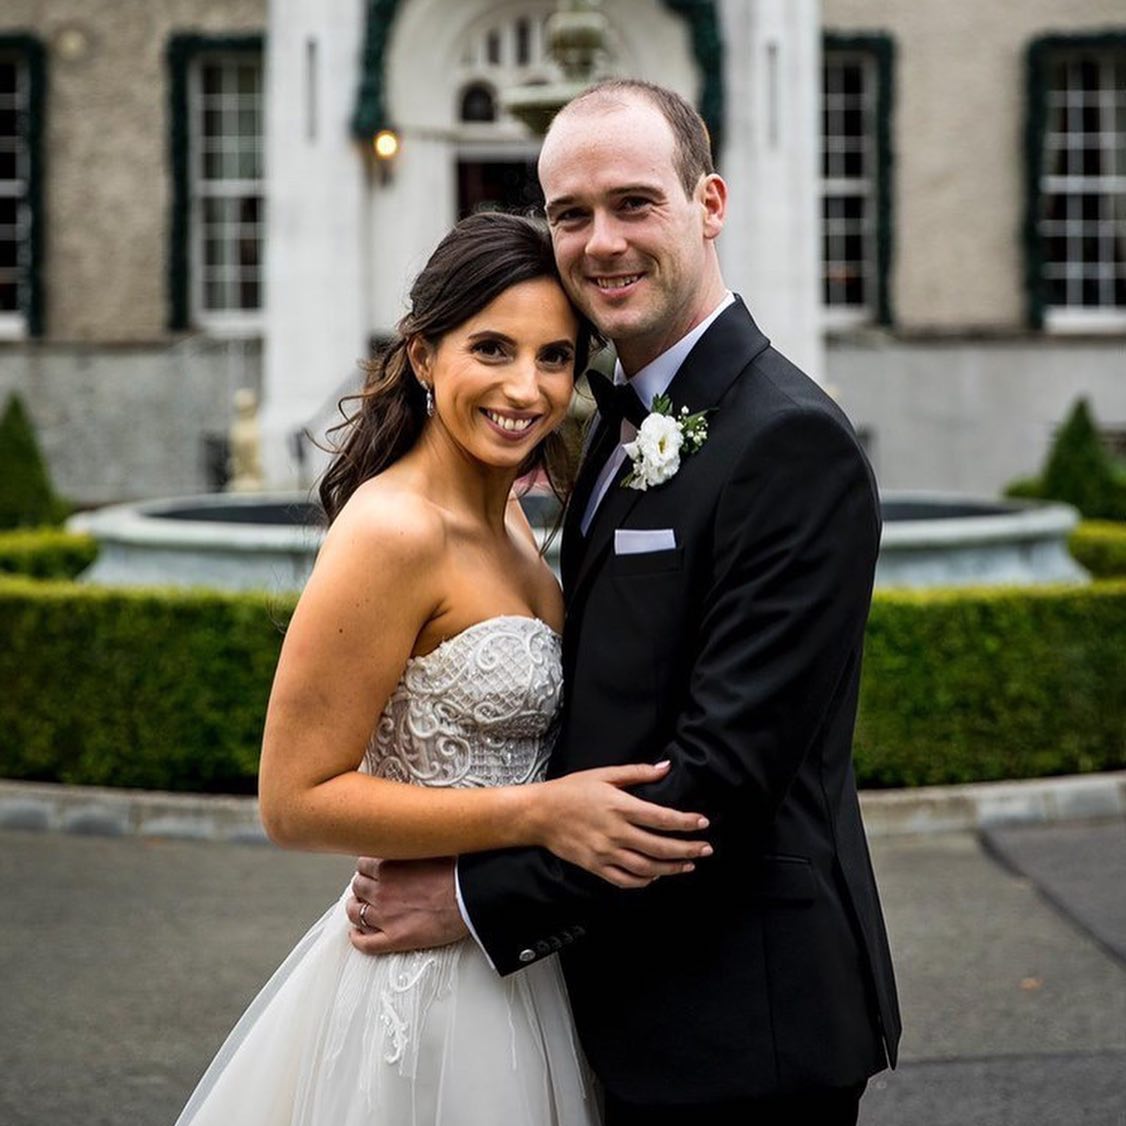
532 762 712 889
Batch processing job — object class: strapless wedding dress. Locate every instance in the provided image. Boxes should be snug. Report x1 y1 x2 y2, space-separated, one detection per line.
175 616 598 1126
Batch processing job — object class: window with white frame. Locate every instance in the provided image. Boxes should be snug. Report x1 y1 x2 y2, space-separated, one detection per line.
1039 49 1126 326
821 51 877 322
190 52 265 329
0 51 29 336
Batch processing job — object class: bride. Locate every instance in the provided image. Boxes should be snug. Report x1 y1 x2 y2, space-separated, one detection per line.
174 212 710 1126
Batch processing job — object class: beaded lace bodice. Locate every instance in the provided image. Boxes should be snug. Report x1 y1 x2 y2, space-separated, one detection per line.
343 617 565 1082
362 615 563 789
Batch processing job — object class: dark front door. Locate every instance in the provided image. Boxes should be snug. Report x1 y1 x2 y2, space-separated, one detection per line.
457 158 543 218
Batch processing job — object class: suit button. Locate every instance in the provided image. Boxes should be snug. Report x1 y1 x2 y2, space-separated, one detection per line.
548 936 563 951
518 948 536 964
534 941 551 956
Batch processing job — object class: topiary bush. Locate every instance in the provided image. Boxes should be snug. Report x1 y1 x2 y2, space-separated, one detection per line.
1069 520 1126 579
0 393 68 529
0 528 98 579
1005 398 1126 521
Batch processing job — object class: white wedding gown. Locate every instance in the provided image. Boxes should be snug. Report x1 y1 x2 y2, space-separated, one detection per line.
176 616 599 1126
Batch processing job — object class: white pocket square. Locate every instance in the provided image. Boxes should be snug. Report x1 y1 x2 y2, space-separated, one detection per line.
614 528 677 555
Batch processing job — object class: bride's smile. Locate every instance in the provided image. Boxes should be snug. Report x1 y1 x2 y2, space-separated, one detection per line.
408 277 579 474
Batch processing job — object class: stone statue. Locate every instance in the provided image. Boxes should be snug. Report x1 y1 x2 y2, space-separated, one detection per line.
226 388 265 493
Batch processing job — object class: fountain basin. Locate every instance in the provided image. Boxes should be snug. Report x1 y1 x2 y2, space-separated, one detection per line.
70 491 1088 593
70 493 323 593
876 493 1086 589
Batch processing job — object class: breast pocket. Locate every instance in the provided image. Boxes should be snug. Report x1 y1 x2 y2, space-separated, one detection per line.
610 546 684 578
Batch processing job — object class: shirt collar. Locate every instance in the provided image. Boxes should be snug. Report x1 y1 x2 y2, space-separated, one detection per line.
612 291 736 409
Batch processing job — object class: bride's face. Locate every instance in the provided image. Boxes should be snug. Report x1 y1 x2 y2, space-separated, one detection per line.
411 277 578 473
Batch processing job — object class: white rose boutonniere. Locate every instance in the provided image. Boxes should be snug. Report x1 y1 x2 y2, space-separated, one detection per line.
621 394 711 491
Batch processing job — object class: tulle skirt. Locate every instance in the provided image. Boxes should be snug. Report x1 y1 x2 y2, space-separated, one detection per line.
175 885 599 1125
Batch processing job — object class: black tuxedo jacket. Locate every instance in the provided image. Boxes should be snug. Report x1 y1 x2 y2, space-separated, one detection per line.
459 298 901 1104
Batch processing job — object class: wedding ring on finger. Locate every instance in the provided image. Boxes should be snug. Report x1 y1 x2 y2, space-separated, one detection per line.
358 902 370 931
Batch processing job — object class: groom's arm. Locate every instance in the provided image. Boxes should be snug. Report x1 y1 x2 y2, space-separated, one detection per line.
456 406 881 974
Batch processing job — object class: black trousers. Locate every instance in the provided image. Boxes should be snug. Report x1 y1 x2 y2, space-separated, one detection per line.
603 1083 866 1126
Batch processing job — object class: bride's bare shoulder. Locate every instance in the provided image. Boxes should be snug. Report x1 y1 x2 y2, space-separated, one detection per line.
318 476 448 576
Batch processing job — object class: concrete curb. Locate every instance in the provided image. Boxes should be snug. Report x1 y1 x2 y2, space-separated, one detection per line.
859 770 1126 836
0 780 267 844
1 771 1123 845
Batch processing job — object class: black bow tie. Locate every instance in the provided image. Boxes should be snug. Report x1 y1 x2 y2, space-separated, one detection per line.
585 369 649 431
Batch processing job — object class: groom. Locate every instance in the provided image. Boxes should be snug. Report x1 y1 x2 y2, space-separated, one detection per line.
349 79 900 1124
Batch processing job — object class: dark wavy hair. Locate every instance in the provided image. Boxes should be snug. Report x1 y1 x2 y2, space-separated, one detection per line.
319 212 593 525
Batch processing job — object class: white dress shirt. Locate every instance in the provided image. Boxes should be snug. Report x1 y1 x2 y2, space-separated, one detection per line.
455 291 735 964
580 292 736 534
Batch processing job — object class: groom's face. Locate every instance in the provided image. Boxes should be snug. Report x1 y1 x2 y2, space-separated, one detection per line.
539 96 723 372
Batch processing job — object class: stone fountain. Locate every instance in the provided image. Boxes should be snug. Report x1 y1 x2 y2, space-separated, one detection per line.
71 490 1087 594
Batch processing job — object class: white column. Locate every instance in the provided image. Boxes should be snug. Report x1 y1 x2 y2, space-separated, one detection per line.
261 0 370 489
718 0 823 383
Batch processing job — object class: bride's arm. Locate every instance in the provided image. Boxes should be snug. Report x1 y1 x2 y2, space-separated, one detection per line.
258 486 709 886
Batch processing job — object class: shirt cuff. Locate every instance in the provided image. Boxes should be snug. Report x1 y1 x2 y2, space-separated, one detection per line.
454 857 499 973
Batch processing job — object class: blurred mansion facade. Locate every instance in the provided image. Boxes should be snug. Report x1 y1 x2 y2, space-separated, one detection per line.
0 0 1123 503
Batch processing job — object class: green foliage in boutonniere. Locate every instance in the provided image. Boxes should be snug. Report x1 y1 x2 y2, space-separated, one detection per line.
622 395 712 491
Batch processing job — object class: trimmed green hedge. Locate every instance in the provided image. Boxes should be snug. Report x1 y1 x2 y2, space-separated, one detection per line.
1069 521 1126 579
0 577 295 793
856 581 1126 786
1 577 1123 792
0 528 98 579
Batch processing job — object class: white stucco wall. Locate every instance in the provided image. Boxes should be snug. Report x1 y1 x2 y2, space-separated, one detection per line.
720 0 824 381
259 0 370 488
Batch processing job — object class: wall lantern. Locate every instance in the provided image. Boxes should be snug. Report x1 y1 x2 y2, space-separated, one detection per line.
372 128 400 184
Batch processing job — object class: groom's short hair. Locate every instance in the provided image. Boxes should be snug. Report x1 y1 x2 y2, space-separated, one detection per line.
552 79 715 197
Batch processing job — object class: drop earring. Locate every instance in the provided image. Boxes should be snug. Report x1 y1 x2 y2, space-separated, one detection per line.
424 384 435 418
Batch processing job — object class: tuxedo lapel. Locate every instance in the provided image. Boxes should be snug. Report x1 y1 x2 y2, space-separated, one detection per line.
659 296 769 420
561 414 617 592
566 454 645 612
564 297 771 612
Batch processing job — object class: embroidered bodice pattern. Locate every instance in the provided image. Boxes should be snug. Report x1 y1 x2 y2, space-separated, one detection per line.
363 615 563 788
339 616 563 1085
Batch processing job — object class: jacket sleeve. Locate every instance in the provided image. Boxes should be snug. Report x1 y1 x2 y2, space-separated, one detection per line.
457 407 881 975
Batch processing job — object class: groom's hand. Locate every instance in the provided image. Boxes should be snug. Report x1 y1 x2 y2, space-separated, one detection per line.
346 856 469 955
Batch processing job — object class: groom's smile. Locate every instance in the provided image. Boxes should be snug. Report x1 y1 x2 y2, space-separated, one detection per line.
539 92 727 374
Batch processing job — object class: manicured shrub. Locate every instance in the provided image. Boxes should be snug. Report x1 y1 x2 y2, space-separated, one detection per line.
1005 398 1126 520
1002 477 1041 502
0 528 98 579
856 581 1126 787
1 577 1123 793
1069 520 1126 579
0 394 68 528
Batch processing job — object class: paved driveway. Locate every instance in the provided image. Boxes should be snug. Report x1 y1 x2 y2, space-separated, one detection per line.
0 821 1123 1125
